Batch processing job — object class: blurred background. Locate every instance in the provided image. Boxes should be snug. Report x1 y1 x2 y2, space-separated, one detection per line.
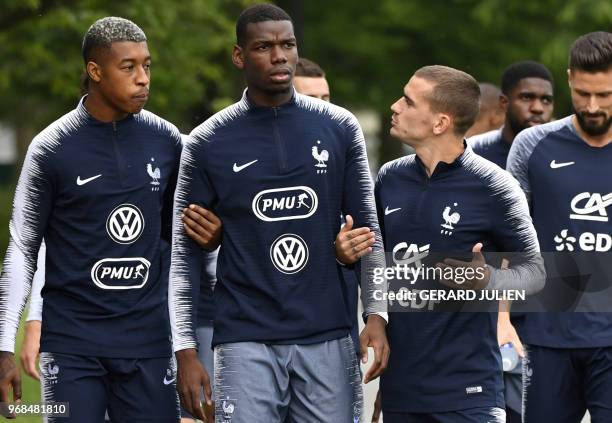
0 0 610 420
2 0 612 252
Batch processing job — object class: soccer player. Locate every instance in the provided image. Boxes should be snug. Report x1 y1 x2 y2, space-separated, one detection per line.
169 4 388 422
292 56 368 360
507 31 612 423
469 60 554 423
0 17 182 422
293 58 331 101
375 65 544 423
465 82 505 138
470 61 554 168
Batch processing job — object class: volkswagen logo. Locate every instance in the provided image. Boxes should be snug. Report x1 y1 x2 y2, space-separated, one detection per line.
270 234 309 274
106 204 145 244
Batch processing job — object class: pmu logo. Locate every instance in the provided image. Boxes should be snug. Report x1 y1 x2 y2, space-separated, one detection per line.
270 234 309 274
570 192 612 222
252 186 318 222
91 257 151 289
106 204 144 244
392 242 430 267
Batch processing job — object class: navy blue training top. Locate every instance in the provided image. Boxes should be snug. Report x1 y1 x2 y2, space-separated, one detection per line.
0 97 181 358
468 128 511 169
507 116 612 348
377 146 541 413
169 90 386 351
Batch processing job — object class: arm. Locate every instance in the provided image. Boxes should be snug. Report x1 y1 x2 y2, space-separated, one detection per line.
175 135 222 251
19 242 46 381
160 131 183 244
340 115 389 383
169 134 216 420
341 115 387 318
497 300 524 357
507 127 540 208
26 241 45 323
485 176 545 294
0 138 54 403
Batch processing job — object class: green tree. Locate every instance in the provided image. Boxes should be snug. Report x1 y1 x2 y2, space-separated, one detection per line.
0 0 256 166
296 0 612 165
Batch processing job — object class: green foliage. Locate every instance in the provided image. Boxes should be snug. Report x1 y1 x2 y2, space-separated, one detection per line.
0 0 257 133
300 0 609 121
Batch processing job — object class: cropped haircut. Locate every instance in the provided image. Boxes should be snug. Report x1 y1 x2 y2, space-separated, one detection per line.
569 31 612 73
414 65 480 136
82 17 146 64
236 4 292 47
295 58 325 78
501 61 553 95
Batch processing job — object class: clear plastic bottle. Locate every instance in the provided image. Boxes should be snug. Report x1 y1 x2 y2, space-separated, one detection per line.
500 343 519 372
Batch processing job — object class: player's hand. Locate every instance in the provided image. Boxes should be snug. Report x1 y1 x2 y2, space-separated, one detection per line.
183 205 222 251
176 349 212 421
371 388 382 422
204 400 215 423
359 314 389 384
436 242 490 290
0 351 21 419
498 313 525 357
20 320 41 380
335 215 375 265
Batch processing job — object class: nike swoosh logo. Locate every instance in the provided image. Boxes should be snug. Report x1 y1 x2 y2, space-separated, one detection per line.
233 159 258 173
76 174 102 186
550 160 575 169
163 376 176 385
385 206 401 215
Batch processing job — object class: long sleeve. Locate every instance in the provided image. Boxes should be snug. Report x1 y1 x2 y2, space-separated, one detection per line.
169 134 216 352
26 241 46 322
0 137 55 352
341 115 387 318
486 176 546 295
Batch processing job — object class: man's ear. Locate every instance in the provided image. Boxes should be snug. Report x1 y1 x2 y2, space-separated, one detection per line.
232 45 244 70
433 113 452 135
87 61 102 83
499 94 509 114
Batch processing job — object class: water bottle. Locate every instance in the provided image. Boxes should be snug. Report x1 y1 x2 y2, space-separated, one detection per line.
500 343 519 372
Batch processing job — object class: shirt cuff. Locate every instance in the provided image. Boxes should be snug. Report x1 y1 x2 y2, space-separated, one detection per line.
366 311 388 324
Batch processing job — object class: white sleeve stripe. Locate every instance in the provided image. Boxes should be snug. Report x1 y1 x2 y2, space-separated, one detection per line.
0 109 84 352
169 100 249 352
26 241 46 322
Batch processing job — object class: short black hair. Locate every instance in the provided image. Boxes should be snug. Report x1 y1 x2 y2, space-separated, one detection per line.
236 3 292 47
295 58 325 78
82 17 146 64
501 61 553 95
569 31 612 73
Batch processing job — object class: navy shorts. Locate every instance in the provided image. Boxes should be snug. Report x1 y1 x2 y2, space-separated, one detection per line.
383 407 505 423
40 352 179 423
524 345 612 423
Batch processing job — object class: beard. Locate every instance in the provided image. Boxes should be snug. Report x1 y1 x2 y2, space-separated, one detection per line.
574 107 612 136
507 112 530 137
